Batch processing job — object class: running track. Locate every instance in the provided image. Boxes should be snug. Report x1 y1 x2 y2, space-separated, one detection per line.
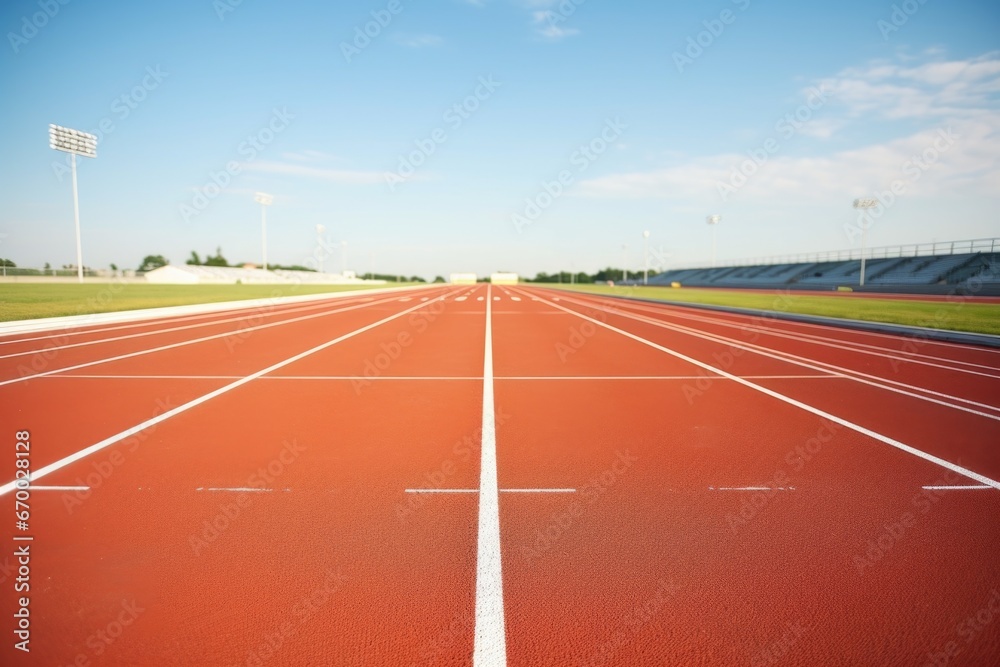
1 284 998 666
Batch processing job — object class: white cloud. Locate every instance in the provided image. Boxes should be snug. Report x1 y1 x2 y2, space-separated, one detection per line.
531 9 579 40
245 160 385 185
577 52 1000 204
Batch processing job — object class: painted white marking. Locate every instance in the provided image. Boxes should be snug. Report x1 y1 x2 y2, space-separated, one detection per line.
421 297 429 301
399 298 412 302
493 296 501 301
501 488 576 493
477 297 485 302
47 374 484 381
922 485 992 490
474 285 507 666
0 293 415 388
197 487 272 493
456 297 468 302
549 291 1000 420
511 297 521 302
0 297 444 497
709 486 796 491
493 374 834 381
528 291 1000 491
405 489 478 493
27 485 89 491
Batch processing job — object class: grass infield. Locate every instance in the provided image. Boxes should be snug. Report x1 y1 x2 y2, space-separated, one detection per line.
544 284 1000 336
0 282 421 322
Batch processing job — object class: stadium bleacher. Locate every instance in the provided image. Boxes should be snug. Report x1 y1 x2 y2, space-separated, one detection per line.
645 240 999 293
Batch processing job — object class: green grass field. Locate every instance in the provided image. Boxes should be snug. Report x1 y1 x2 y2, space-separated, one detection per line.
546 284 1000 336
0 282 419 322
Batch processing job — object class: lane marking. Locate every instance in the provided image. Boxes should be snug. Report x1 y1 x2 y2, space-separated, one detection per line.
27 485 89 491
0 292 430 388
0 295 390 361
595 299 1000 377
474 284 507 667
196 487 274 493
493 297 501 301
584 295 1000 379
45 374 483 381
0 297 447 497
405 488 577 494
549 291 1000 419
511 297 521 302
494 374 835 381
477 297 484 302
709 486 796 491
922 485 992 490
522 289 1000 491
456 296 468 302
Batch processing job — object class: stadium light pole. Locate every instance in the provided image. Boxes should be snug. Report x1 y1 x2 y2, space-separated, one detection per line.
706 215 722 268
254 192 273 270
49 124 97 283
622 244 628 283
643 230 650 285
341 241 347 276
315 224 326 273
852 198 877 287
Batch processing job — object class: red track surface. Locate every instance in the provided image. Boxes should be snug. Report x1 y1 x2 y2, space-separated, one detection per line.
2 284 998 666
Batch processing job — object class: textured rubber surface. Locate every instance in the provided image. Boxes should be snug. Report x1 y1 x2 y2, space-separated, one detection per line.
1 283 998 665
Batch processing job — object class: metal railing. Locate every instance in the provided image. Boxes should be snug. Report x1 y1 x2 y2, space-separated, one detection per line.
670 238 999 271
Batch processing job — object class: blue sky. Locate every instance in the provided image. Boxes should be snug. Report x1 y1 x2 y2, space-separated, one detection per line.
1 0 998 278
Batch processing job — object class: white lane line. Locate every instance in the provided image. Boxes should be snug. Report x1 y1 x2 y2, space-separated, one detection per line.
0 296 382 361
477 297 485 302
456 297 468 302
709 486 796 491
196 487 273 493
525 290 1000 491
399 298 412 302
550 291 1000 420
922 485 992 490
474 284 507 667
493 374 835 381
0 297 444 497
511 297 521 302
0 292 415 388
493 297 501 301
46 374 483 381
405 489 479 493
421 298 429 301
600 296 1000 376
27 485 89 491
501 488 575 493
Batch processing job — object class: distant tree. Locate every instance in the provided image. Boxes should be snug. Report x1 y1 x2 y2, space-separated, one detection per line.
0 258 15 268
110 263 118 271
433 276 445 283
43 262 51 270
138 255 168 272
186 251 202 266
409 276 426 283
204 247 229 267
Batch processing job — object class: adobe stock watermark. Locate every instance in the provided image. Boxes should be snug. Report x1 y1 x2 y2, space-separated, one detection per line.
7 0 72 54
850 467 969 576
750 620 808 667
521 449 638 566
178 107 294 223
188 439 306 556
340 0 404 63
64 599 145 665
51 65 169 182
877 0 930 40
716 84 832 202
923 589 1000 667
511 117 626 233
672 0 751 74
533 0 588 36
844 126 958 245
578 577 679 667
384 75 502 191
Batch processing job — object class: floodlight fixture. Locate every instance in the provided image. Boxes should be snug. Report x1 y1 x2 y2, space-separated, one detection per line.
48 124 97 283
852 198 879 286
255 192 273 269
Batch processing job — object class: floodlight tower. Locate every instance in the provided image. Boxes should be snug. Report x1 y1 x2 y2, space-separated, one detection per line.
706 215 722 268
852 198 878 287
48 124 97 283
643 230 650 285
254 192 274 270
315 224 326 273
